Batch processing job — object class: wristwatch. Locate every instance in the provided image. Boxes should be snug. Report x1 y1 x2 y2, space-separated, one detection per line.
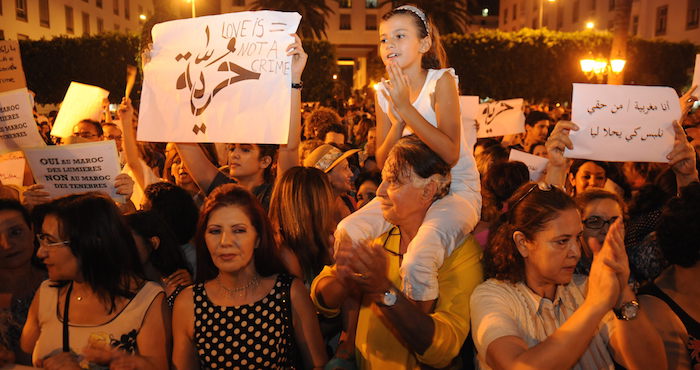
291 81 303 89
613 299 639 320
378 286 398 307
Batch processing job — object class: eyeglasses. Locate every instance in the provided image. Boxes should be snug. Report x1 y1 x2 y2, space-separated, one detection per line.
36 233 70 249
73 131 98 139
582 216 619 230
106 135 123 141
510 182 553 212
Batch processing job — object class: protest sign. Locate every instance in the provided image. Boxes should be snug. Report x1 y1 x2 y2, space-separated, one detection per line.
476 99 525 138
23 141 123 201
693 54 700 98
0 40 26 93
568 83 680 163
138 11 301 144
509 149 549 181
51 82 110 138
0 88 47 153
459 95 479 147
0 151 26 187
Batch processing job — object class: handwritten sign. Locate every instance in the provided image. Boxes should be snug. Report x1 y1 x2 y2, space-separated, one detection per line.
51 82 110 138
0 151 26 187
476 98 525 138
0 40 26 93
0 88 47 153
138 11 301 144
23 141 123 201
509 149 548 181
693 54 700 98
568 83 680 163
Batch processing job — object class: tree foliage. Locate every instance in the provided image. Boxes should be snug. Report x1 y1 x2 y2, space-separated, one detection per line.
443 28 697 102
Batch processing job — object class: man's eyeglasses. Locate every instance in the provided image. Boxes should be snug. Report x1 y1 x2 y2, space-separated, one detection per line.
73 131 98 139
582 216 619 230
36 233 70 249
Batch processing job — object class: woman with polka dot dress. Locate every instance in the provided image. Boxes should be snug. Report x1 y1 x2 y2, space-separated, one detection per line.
172 184 327 369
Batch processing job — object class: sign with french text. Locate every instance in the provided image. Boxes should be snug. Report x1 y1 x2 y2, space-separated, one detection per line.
0 88 47 153
568 83 680 163
51 82 110 138
23 141 123 201
476 98 525 138
0 40 26 93
138 11 301 143
509 149 548 181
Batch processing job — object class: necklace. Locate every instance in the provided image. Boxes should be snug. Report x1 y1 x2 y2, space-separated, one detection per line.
216 275 259 297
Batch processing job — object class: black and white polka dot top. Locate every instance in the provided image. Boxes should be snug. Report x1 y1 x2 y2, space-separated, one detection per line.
193 273 298 369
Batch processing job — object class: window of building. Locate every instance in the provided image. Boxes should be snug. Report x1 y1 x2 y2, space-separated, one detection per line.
504 8 508 24
609 0 615 11
340 14 351 30
114 0 119 15
124 0 130 19
557 6 563 29
39 0 50 27
512 4 517 19
82 12 90 35
0 31 4 40
65 6 74 34
655 5 668 35
97 0 103 8
339 0 351 8
233 0 245 5
114 23 120 31
608 19 614 30
631 14 638 35
366 0 377 8
688 0 700 29
82 0 88 3
17 33 29 40
97 17 104 33
532 17 537 28
573 0 580 22
16 0 28 21
591 0 596 10
365 14 377 30
0 0 3 15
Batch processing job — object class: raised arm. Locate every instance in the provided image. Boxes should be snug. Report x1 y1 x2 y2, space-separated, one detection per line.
383 64 461 166
668 120 699 192
174 143 220 194
276 34 306 179
375 91 404 168
118 98 146 191
544 121 578 188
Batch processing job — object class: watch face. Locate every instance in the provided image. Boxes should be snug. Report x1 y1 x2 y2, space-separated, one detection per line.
382 291 397 306
622 303 638 319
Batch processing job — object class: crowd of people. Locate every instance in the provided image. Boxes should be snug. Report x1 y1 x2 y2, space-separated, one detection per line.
1 3 699 370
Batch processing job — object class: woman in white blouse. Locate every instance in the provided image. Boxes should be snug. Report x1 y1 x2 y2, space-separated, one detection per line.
470 182 665 370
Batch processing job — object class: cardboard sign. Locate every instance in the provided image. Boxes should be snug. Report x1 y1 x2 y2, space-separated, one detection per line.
476 98 525 138
51 82 110 138
509 149 548 181
0 88 47 153
0 41 27 93
23 141 123 201
0 151 26 187
693 54 700 98
138 11 301 143
568 83 680 163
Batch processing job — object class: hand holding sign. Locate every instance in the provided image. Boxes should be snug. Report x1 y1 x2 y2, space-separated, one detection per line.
545 120 578 187
667 120 699 187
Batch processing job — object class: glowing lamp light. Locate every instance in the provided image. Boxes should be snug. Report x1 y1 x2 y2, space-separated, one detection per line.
593 59 608 74
332 74 338 80
139 14 147 20
482 8 489 17
585 21 595 29
610 59 626 73
580 59 596 73
372 83 381 91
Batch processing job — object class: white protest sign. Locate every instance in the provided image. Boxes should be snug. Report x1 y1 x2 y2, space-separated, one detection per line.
51 82 110 138
138 11 301 144
693 54 700 98
0 88 47 153
0 151 26 187
568 83 680 163
23 141 123 201
509 149 548 181
459 95 479 149
476 99 525 138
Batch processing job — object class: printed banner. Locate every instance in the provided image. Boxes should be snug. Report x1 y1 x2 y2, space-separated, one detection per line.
51 82 110 138
476 98 525 138
23 141 123 201
0 88 47 153
509 149 549 181
0 151 26 187
138 11 301 143
0 40 26 93
568 83 680 163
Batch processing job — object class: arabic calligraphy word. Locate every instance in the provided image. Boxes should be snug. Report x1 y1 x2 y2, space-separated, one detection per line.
478 101 514 134
587 99 671 115
589 126 664 142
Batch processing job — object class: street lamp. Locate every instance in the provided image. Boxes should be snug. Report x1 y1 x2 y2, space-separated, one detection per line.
538 0 556 29
585 21 595 29
139 14 147 21
580 56 626 83
185 0 196 18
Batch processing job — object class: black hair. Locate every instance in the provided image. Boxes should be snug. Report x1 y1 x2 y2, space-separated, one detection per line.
195 184 286 282
481 161 530 222
144 182 199 245
126 210 190 277
354 170 382 191
0 198 31 228
256 144 279 184
44 193 144 313
524 111 551 127
656 182 700 267
75 119 103 137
